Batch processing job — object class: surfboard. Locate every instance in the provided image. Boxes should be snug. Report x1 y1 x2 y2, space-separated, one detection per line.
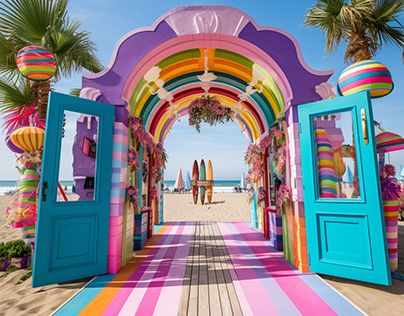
206 160 213 204
199 159 206 205
192 160 199 205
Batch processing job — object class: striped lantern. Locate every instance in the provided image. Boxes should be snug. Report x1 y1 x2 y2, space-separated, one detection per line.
9 126 45 152
16 45 56 81
376 131 404 153
337 60 393 98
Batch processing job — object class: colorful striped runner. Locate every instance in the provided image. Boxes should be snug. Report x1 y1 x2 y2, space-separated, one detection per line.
54 221 362 315
218 222 363 316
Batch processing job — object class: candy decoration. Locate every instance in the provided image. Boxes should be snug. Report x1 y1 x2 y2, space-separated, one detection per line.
315 128 338 198
6 167 38 228
337 60 393 98
383 199 399 271
376 131 404 153
9 126 44 152
16 45 56 81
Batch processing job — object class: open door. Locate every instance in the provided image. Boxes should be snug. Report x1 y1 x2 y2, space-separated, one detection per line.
299 91 391 285
32 92 114 287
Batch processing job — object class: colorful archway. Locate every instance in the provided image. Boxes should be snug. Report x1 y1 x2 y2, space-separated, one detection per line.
78 6 334 274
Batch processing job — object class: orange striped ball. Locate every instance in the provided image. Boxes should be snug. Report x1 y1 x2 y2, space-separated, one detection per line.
9 127 45 152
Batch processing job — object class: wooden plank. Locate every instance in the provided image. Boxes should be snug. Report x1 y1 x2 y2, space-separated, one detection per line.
210 222 233 316
206 222 224 316
198 222 210 316
178 223 196 316
187 222 200 316
212 223 243 316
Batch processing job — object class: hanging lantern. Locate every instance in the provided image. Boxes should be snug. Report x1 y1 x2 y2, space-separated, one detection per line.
376 131 404 153
4 124 25 154
9 126 44 152
337 60 393 98
16 45 56 81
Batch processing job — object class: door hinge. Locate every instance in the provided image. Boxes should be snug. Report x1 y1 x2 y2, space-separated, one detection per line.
298 123 301 134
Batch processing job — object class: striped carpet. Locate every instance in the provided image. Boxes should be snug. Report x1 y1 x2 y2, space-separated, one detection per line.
54 221 362 315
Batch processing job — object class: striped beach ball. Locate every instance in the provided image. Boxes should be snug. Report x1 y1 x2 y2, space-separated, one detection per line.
337 60 393 98
16 45 56 81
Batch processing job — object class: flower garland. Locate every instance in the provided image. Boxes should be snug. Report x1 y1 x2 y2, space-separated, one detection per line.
244 143 264 185
276 184 291 213
188 96 234 132
268 118 287 176
380 164 401 201
152 143 168 183
127 185 139 205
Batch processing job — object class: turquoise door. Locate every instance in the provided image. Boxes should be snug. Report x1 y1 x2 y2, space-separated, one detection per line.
299 91 391 285
32 92 114 287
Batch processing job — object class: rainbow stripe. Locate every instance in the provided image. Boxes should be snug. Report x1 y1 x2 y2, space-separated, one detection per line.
54 222 361 315
376 131 404 153
337 60 393 98
17 45 56 81
383 200 399 271
315 128 338 198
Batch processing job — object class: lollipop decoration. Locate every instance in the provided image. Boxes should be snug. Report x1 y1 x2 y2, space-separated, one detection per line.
16 45 56 81
337 60 393 98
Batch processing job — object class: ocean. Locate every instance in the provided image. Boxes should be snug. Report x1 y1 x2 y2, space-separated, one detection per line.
163 180 240 193
0 180 241 195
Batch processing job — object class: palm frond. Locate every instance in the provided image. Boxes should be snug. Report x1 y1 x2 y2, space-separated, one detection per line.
0 76 35 111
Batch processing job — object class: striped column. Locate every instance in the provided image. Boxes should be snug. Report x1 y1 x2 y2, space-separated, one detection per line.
108 122 129 273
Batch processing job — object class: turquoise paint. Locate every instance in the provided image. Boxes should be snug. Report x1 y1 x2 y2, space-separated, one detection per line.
250 187 258 229
32 92 114 287
299 91 391 285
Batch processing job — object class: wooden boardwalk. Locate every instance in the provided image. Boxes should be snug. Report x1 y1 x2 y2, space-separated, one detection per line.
179 221 242 316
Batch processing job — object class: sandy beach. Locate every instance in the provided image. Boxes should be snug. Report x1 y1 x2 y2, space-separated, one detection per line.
0 193 403 315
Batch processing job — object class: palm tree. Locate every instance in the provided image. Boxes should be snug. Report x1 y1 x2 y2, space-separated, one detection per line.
0 0 102 121
305 0 404 63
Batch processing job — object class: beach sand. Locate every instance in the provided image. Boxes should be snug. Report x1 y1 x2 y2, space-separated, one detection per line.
163 192 251 222
0 195 87 316
0 193 403 315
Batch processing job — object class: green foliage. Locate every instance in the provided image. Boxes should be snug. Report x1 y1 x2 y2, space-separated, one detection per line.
0 240 31 259
17 269 32 284
0 76 34 111
305 0 404 62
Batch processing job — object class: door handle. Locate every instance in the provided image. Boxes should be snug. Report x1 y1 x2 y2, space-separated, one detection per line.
42 181 48 202
361 109 369 145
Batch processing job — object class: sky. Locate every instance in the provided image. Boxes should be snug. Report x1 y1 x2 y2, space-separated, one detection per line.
0 0 402 180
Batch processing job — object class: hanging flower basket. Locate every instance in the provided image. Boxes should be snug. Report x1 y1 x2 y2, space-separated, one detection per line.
188 96 234 132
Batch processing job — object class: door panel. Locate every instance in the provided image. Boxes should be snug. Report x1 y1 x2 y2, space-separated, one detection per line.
32 92 114 287
299 91 391 285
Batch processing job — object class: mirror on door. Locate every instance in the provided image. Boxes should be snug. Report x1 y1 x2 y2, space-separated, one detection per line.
57 111 99 202
313 111 361 199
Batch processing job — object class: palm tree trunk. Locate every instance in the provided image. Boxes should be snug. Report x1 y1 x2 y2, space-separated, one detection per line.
32 80 51 119
345 32 373 63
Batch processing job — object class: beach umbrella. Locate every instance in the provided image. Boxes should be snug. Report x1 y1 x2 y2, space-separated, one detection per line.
240 172 246 189
376 131 404 153
345 166 354 184
174 168 184 190
185 171 192 190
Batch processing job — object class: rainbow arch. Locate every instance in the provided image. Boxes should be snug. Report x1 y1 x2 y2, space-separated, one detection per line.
81 6 332 142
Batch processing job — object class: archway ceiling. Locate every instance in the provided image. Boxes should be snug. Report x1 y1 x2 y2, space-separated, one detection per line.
129 48 285 142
